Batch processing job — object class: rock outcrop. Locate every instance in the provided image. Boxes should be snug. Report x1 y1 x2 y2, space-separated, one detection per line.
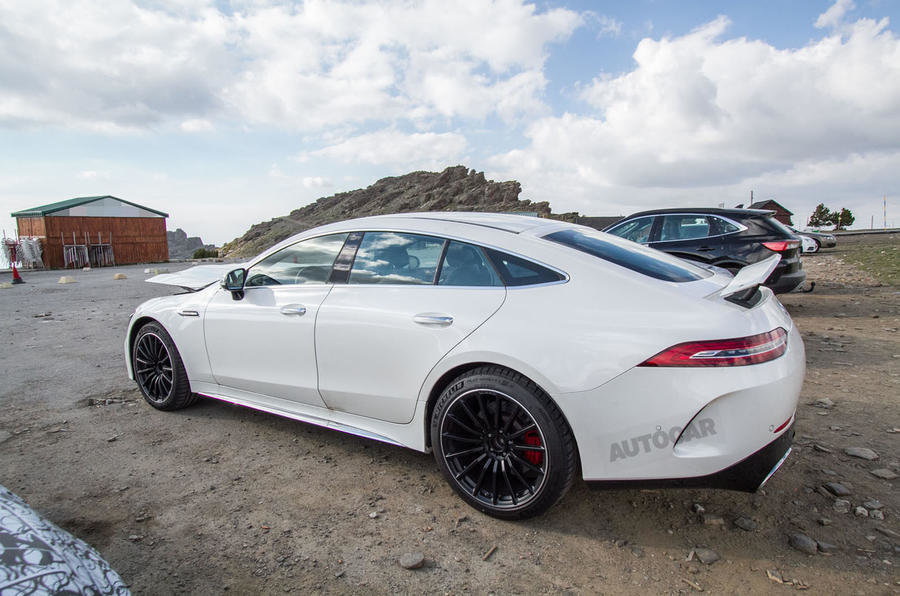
167 228 216 260
221 166 556 258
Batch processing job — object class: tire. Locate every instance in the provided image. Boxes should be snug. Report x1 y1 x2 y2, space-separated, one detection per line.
132 322 198 411
431 366 577 520
809 239 821 253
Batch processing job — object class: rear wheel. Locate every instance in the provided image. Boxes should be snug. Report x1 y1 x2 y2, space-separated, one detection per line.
431 367 577 519
132 322 197 410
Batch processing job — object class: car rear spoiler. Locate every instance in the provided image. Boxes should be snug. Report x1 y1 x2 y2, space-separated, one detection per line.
712 254 780 302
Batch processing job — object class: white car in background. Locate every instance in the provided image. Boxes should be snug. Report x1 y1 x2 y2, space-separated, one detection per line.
798 234 818 253
126 213 804 519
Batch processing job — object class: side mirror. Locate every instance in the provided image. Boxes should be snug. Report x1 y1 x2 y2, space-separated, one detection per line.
222 268 246 300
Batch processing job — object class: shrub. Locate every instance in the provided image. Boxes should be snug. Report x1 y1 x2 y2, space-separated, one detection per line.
192 248 219 259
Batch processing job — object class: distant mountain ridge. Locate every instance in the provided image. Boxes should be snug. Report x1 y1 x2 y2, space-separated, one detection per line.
167 228 216 260
222 166 554 257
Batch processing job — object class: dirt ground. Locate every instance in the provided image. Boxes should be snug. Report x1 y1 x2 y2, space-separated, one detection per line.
1 234 897 595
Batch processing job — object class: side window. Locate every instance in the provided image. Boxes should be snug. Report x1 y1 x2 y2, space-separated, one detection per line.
245 233 348 287
708 216 741 236
607 217 655 243
348 232 443 285
658 215 710 241
438 241 502 287
484 248 564 287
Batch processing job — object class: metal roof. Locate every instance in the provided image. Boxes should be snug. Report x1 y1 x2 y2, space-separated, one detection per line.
749 199 793 215
11 195 168 218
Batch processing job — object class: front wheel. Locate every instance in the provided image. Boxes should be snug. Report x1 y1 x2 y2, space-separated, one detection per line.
132 322 197 410
431 367 577 520
809 239 821 253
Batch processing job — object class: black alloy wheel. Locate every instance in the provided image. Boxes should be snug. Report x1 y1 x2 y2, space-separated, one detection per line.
132 322 197 410
440 389 548 510
135 332 173 403
432 366 577 519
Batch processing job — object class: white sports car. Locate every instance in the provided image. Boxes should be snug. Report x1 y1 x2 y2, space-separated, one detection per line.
126 213 804 519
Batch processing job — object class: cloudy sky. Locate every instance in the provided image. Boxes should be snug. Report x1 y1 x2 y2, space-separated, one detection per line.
1 0 898 245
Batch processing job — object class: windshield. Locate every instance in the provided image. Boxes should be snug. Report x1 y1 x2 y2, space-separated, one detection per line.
544 228 712 283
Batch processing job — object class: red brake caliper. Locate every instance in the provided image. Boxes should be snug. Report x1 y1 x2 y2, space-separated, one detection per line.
523 430 543 466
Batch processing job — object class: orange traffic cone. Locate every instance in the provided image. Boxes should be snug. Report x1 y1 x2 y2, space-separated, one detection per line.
11 264 24 284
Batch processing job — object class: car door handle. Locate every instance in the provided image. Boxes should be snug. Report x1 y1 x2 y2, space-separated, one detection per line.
697 246 714 251
413 313 453 326
280 305 307 316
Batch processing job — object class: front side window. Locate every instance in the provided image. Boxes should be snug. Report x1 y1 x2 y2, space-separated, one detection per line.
349 232 443 285
658 215 710 241
606 216 655 243
545 228 711 283
245 233 348 287
438 241 502 287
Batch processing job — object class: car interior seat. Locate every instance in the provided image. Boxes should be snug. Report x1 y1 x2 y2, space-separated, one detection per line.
442 243 493 286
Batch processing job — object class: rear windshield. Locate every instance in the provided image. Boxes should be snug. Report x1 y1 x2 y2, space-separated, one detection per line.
765 217 798 237
544 228 712 283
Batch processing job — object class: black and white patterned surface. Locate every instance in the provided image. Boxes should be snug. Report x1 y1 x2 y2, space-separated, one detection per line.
0 485 129 595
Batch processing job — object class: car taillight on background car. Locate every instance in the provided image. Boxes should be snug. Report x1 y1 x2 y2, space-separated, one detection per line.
761 240 800 252
638 327 788 367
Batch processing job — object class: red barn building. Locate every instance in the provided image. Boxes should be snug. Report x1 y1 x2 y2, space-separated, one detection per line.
749 199 794 226
12 195 169 268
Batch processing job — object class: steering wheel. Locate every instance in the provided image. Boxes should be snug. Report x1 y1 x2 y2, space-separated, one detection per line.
246 273 281 287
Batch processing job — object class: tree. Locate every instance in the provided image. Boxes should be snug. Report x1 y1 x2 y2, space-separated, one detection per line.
830 208 855 230
808 204 832 228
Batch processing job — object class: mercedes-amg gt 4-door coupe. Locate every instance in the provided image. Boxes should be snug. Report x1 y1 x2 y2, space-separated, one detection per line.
126 213 804 519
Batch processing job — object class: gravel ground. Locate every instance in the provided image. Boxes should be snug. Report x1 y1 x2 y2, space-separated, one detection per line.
1 240 898 594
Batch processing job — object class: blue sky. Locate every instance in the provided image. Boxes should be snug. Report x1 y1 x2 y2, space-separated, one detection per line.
1 0 898 245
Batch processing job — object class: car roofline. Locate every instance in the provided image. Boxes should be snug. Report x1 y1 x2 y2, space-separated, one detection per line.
312 212 568 234
620 207 776 219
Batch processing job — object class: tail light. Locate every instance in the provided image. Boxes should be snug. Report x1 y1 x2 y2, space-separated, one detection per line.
762 240 799 252
639 327 788 367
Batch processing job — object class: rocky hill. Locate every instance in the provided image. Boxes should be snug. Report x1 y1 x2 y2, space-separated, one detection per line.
167 228 216 260
221 166 575 258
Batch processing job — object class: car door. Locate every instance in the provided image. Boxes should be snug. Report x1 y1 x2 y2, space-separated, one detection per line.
203 233 349 407
315 232 506 424
649 214 722 263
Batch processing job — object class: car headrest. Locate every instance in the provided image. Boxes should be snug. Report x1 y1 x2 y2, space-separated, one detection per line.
445 243 480 267
376 245 410 268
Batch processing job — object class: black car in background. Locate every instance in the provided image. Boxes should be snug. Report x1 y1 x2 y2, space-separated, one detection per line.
604 208 806 293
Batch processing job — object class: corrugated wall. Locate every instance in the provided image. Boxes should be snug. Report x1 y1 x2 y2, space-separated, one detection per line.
18 216 168 268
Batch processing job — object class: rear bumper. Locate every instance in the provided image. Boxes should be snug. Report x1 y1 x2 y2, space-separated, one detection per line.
557 308 805 483
588 424 794 492
765 268 806 293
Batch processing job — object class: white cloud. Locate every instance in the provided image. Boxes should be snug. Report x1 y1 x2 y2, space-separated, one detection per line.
488 13 900 224
0 0 233 131
305 130 468 168
585 12 622 38
302 176 332 188
815 0 855 29
77 170 110 180
0 0 580 132
180 119 214 132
